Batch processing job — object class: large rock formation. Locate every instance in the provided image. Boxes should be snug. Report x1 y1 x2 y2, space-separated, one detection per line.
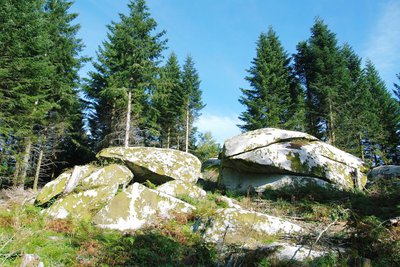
368 165 400 181
97 147 201 184
200 207 302 248
93 183 194 231
221 128 368 191
41 164 133 220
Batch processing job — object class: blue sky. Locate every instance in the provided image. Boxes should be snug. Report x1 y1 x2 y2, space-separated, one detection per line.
71 0 400 144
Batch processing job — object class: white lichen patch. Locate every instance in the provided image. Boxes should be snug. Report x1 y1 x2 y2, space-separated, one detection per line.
36 171 71 204
97 147 201 184
225 139 367 190
94 183 195 231
44 185 119 221
223 128 318 157
266 242 329 261
156 180 206 199
79 164 133 190
202 207 302 248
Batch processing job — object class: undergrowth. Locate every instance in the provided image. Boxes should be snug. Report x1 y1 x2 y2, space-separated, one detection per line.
0 178 398 266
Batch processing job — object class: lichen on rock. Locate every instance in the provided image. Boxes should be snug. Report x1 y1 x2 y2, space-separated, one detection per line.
93 183 195 231
220 128 368 191
156 180 206 199
97 147 201 184
201 207 302 248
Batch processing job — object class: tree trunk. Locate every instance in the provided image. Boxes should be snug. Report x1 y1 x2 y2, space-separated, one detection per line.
124 87 132 148
33 131 46 192
13 158 20 186
328 99 335 145
167 127 171 149
185 108 189 153
359 132 365 161
20 138 32 186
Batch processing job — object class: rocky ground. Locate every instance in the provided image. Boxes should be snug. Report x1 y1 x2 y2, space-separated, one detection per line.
0 128 399 266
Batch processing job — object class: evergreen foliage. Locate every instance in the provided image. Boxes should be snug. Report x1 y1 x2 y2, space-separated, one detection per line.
181 55 205 152
0 0 89 187
84 0 167 150
239 27 304 131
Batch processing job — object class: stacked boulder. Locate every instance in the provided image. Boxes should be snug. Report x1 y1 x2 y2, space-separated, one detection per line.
220 128 368 192
36 146 303 247
36 147 204 230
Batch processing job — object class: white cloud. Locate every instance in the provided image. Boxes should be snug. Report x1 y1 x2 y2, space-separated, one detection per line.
195 113 241 144
364 0 400 73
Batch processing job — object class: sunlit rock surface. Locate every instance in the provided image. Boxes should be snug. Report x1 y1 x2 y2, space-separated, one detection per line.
221 128 368 191
97 147 201 184
157 180 206 199
200 207 302 248
93 183 194 231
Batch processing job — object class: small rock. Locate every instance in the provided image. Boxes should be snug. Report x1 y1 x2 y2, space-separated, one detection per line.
20 254 44 267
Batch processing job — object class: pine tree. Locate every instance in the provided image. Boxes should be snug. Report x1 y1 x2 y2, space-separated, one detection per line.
0 0 55 186
239 27 301 131
394 73 400 103
36 0 91 185
154 53 183 148
181 55 205 152
294 18 350 144
85 0 166 150
334 44 378 159
364 61 399 164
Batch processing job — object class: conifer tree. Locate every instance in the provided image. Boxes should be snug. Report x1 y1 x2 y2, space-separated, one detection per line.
394 73 400 103
40 0 91 181
239 27 302 131
364 61 399 164
0 0 55 186
334 45 378 159
181 55 205 152
85 0 166 150
294 18 350 144
154 53 183 148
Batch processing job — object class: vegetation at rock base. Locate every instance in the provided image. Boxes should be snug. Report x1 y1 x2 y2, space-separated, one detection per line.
1 175 399 266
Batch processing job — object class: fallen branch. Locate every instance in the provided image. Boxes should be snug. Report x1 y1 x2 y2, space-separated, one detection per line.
307 218 338 257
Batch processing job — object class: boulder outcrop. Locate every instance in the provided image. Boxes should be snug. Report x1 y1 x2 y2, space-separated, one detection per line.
93 183 194 231
199 207 302 248
368 165 400 181
41 164 133 220
97 147 201 184
220 128 368 191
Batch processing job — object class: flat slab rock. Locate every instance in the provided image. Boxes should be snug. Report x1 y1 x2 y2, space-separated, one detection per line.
201 207 302 248
221 128 367 190
97 147 201 184
93 183 194 231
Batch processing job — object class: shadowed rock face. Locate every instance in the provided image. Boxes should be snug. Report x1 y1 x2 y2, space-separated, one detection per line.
97 147 201 185
220 128 368 191
368 165 400 181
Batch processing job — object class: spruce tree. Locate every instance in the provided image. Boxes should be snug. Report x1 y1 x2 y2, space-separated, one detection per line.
181 55 205 152
0 0 55 186
294 18 350 144
85 0 166 150
394 73 400 103
335 45 378 159
364 61 399 164
239 27 301 131
41 0 91 181
154 53 183 148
